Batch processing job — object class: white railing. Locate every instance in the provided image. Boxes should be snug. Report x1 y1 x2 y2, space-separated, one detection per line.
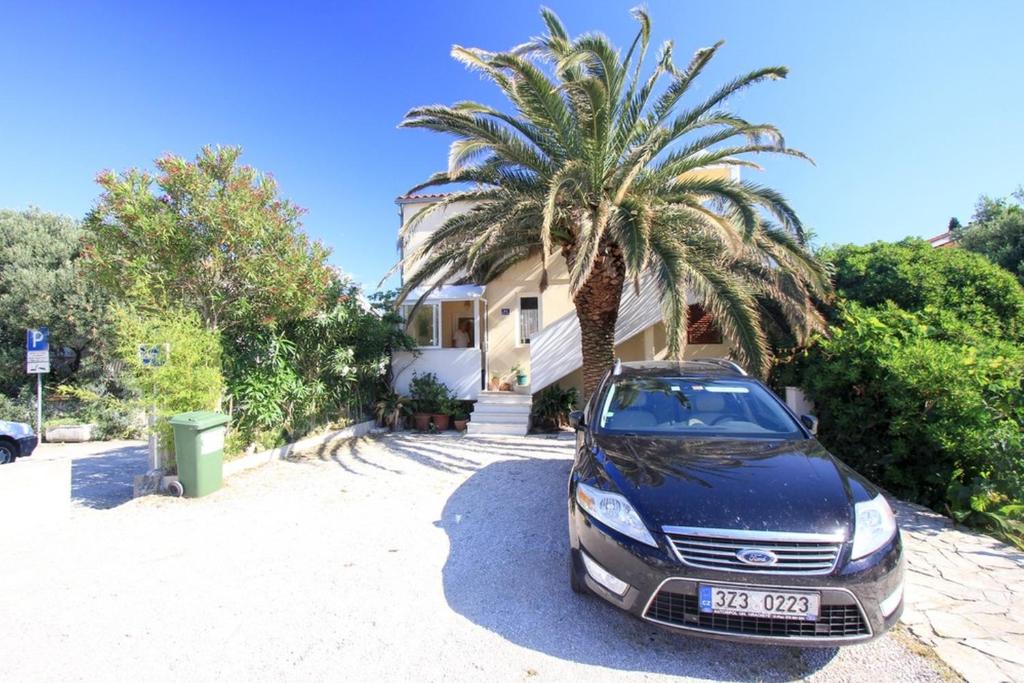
529 276 665 391
393 348 483 400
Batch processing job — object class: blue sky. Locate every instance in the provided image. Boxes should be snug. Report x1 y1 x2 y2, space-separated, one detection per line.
2 1 1022 289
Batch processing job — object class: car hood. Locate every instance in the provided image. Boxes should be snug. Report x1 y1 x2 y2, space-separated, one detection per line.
593 434 875 537
0 420 32 438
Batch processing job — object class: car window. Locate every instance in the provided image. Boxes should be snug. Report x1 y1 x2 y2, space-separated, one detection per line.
597 377 802 438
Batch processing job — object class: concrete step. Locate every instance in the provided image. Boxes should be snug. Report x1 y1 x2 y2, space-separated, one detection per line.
467 412 529 425
476 391 532 406
467 421 529 436
471 403 532 416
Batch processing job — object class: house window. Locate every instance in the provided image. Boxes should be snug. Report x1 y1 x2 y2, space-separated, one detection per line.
402 303 439 348
687 304 723 344
519 296 540 345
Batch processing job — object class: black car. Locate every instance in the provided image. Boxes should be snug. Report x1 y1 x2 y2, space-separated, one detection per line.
567 359 903 646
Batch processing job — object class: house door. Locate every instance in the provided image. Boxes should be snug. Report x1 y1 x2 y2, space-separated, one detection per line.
478 298 487 390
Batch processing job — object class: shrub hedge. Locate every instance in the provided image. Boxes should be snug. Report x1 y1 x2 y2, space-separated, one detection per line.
778 239 1024 545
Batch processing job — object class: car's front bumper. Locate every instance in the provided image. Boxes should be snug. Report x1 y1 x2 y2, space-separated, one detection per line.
17 435 38 457
569 503 904 647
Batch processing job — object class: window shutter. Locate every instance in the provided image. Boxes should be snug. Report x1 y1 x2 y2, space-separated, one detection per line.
519 296 540 344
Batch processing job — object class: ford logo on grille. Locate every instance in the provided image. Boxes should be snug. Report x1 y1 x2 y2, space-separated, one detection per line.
736 548 778 565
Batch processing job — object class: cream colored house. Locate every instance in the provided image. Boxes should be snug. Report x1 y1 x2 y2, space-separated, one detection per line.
392 179 734 434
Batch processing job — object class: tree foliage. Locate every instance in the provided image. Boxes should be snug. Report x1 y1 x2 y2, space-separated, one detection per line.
395 7 827 394
780 240 1024 545
223 278 414 446
85 146 333 334
0 208 112 395
954 187 1024 286
112 305 224 467
826 238 1024 342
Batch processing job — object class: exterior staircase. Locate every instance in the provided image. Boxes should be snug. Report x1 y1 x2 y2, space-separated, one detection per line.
466 390 532 436
529 274 670 392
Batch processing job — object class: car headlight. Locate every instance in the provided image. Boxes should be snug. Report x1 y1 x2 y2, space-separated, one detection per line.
575 482 657 547
851 494 897 560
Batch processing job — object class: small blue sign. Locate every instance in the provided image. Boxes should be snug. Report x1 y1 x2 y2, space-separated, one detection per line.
26 327 49 351
138 344 169 368
698 585 714 613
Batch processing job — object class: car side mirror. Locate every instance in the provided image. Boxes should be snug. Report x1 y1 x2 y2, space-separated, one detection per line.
568 410 585 431
800 414 819 435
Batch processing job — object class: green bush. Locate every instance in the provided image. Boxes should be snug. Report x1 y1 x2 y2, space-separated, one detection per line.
531 384 578 430
825 239 1024 342
954 189 1024 286
794 302 1023 505
89 398 141 440
113 305 223 469
48 385 141 440
222 280 415 448
0 391 33 425
408 372 452 414
780 240 1024 547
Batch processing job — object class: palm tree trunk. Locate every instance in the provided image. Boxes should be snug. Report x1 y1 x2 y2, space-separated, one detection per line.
569 241 626 399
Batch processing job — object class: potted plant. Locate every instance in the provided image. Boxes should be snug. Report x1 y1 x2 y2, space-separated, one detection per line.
433 395 453 431
409 372 454 432
409 372 440 431
374 391 412 432
451 401 470 432
512 364 528 386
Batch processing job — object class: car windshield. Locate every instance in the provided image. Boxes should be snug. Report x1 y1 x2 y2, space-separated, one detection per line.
597 377 803 438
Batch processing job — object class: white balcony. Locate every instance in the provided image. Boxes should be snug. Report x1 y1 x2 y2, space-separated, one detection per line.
393 285 486 400
393 348 483 400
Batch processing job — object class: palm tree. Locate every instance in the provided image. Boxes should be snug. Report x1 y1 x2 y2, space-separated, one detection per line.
395 7 829 397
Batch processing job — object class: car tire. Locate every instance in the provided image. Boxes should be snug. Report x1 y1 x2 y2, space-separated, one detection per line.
0 440 16 465
569 553 589 595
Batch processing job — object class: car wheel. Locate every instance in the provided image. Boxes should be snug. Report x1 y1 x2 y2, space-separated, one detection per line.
569 553 589 595
0 441 15 465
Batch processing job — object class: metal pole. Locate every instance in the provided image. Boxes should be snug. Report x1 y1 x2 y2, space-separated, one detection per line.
148 404 158 470
36 372 42 441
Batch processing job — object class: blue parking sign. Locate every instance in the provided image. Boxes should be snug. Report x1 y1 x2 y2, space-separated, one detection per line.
26 327 49 351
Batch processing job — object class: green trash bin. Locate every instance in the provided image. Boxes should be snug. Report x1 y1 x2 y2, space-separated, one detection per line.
169 411 230 498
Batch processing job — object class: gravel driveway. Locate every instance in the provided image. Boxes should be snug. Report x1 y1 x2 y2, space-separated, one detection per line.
0 433 948 682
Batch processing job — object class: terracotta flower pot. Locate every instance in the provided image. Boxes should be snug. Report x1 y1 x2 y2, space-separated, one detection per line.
453 419 468 432
432 413 451 431
413 413 432 431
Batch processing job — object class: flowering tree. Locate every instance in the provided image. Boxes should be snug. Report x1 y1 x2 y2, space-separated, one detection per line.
85 145 333 335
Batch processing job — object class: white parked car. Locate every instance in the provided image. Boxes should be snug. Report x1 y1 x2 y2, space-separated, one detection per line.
0 421 38 464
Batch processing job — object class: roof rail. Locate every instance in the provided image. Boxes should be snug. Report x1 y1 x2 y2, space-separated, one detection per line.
693 358 748 376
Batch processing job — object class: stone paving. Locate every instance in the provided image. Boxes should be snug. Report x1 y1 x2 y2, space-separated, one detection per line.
33 440 148 508
895 500 1024 682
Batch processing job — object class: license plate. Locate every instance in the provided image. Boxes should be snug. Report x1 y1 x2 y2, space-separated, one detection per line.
699 584 820 621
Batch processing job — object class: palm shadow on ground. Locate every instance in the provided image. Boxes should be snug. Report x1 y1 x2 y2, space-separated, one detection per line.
439 457 840 681
303 432 573 475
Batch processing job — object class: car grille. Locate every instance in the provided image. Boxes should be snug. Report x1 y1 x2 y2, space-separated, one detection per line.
645 591 869 639
664 529 842 575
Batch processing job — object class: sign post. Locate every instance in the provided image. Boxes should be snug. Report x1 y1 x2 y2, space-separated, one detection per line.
138 344 169 470
26 327 50 438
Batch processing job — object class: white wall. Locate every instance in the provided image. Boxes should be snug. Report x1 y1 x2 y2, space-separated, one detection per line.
393 348 483 400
